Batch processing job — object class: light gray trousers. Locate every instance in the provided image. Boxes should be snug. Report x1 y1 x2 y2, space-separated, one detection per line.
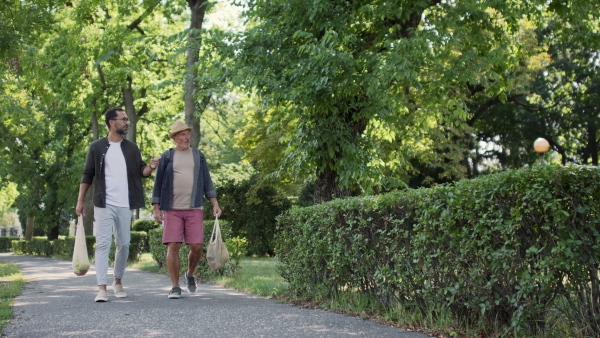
94 205 131 286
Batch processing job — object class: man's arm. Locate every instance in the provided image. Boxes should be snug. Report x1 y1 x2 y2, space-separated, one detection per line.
75 183 90 216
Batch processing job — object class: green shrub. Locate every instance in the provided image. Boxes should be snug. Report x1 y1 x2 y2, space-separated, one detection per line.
0 237 19 252
29 237 52 257
217 176 291 256
132 219 159 232
11 240 27 254
132 220 158 252
51 238 67 257
276 165 600 336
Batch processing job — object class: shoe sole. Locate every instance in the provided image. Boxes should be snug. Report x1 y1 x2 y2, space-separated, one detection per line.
168 294 181 299
114 294 127 298
95 298 108 302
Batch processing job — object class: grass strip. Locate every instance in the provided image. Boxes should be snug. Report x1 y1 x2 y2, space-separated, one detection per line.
0 261 25 334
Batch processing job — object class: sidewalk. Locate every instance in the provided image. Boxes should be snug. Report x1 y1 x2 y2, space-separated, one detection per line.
0 253 429 337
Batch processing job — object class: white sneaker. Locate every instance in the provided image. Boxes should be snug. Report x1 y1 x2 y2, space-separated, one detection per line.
112 282 127 298
95 289 108 302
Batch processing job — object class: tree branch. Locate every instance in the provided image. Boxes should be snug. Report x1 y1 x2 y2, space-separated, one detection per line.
126 0 161 34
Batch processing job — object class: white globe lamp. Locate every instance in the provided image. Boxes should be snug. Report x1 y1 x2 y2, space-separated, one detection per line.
533 138 550 165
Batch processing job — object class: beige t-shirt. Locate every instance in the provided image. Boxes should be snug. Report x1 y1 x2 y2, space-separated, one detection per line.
172 148 201 210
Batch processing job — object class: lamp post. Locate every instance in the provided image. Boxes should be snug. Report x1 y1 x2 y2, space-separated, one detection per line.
534 138 550 165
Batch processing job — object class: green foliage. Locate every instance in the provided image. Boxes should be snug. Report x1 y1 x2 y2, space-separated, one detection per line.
132 219 159 233
214 257 288 298
0 261 24 331
217 176 292 256
276 165 600 336
0 237 19 252
296 180 315 207
28 237 53 257
132 220 158 252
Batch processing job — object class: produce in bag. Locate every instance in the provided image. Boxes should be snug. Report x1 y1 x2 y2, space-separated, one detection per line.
72 216 90 276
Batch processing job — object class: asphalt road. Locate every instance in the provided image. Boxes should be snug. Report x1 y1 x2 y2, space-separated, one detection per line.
0 253 429 337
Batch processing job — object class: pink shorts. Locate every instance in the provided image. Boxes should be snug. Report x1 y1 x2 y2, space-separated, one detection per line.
162 209 204 245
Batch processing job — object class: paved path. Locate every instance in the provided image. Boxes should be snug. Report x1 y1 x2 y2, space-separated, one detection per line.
0 253 429 337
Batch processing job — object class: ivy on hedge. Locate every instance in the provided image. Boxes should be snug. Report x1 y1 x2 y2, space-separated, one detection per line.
276 165 600 335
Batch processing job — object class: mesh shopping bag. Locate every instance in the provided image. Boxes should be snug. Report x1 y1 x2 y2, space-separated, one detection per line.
206 217 229 270
72 216 90 276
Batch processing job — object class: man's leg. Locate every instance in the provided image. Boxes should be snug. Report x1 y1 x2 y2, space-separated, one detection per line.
187 243 203 276
112 207 131 297
93 206 115 302
183 209 204 294
166 242 183 299
167 242 182 286
163 210 184 299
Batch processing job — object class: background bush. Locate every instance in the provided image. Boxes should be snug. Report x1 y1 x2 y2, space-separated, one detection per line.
215 176 291 256
0 237 19 252
276 165 600 336
132 219 160 232
132 219 159 252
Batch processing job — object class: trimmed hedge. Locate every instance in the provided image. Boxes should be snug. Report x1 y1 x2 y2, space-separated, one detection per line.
276 165 600 336
11 231 147 262
0 237 19 252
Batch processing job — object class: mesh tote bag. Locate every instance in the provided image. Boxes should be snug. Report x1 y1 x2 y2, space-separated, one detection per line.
206 217 229 270
72 215 90 276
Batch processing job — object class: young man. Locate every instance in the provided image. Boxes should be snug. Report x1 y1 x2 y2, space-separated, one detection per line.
76 107 159 302
152 120 222 299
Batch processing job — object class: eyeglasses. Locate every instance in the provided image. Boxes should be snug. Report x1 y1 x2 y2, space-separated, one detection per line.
111 117 129 122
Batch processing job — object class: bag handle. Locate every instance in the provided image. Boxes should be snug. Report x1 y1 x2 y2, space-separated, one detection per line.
77 215 85 235
210 217 220 244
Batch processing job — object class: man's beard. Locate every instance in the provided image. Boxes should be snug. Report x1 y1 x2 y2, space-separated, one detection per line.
116 127 128 136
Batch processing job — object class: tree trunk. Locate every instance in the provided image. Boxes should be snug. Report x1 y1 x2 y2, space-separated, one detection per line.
84 183 95 236
48 225 59 240
123 75 137 144
25 217 34 241
313 166 351 204
83 108 101 236
185 0 209 148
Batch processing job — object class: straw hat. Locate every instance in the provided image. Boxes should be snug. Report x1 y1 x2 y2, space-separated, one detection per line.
169 120 192 138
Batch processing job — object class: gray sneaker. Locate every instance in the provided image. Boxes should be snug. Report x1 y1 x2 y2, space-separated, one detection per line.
185 271 196 294
168 286 182 299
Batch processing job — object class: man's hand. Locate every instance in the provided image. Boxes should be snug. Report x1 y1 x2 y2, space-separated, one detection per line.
149 155 160 169
211 198 222 218
153 206 163 224
75 200 85 216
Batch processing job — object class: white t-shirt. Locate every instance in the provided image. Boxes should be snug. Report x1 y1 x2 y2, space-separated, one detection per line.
105 140 130 208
